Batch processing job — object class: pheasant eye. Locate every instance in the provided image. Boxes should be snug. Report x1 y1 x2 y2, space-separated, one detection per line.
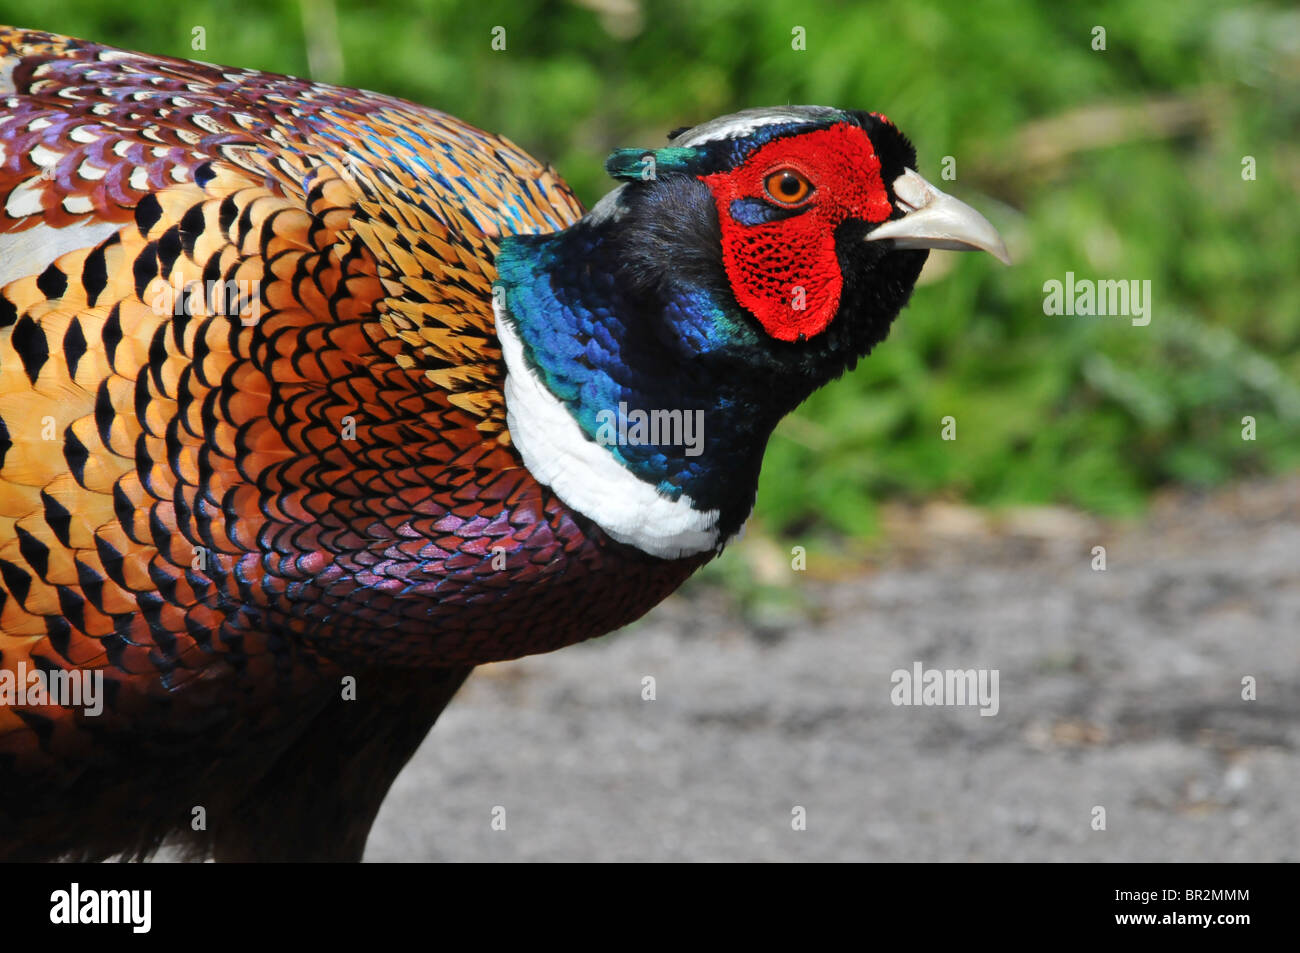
763 169 813 207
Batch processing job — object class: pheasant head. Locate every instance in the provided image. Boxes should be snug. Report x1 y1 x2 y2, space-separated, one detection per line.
495 106 1008 560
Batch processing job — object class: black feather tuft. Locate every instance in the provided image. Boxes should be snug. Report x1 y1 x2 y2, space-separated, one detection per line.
606 175 727 302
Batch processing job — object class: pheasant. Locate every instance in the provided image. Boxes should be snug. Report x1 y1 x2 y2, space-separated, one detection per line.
0 27 1007 861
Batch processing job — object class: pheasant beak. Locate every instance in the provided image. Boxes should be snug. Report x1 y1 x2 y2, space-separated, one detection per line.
867 168 1011 265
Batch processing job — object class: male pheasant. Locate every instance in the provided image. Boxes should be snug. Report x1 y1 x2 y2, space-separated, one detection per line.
0 27 1007 861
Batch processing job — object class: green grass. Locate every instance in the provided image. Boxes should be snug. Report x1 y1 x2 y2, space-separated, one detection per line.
7 0 1298 540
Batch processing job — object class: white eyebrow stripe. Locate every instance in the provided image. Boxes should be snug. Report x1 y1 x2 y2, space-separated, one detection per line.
675 115 806 146
671 107 843 147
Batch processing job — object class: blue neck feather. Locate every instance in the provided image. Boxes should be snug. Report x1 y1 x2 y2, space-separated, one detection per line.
495 204 785 538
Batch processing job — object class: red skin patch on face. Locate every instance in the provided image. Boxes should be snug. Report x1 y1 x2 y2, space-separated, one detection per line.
699 123 893 342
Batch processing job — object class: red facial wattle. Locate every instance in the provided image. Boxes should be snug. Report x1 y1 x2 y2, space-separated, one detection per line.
699 124 894 342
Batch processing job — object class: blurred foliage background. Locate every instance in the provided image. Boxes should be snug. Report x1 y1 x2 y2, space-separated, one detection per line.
6 0 1298 543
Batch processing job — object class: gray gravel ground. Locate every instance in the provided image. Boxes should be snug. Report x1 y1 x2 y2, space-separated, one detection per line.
366 480 1299 861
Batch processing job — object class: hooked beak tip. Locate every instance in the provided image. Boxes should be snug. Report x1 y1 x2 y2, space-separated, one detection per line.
867 168 1011 265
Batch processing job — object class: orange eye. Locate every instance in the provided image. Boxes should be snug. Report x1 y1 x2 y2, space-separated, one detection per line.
763 169 814 207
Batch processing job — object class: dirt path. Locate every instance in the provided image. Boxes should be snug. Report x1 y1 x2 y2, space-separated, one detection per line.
367 479 1299 861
